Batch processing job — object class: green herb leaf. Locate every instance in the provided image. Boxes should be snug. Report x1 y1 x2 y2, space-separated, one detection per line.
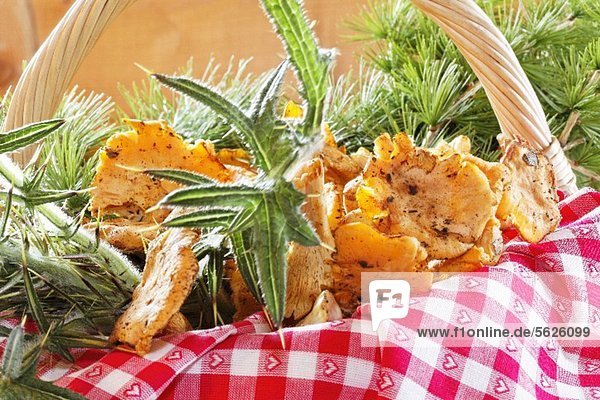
163 209 238 228
252 196 288 326
227 205 259 233
275 183 319 246
1 325 25 380
230 231 262 303
26 190 81 206
21 251 49 333
200 248 225 323
249 60 288 122
250 62 298 177
193 231 227 259
261 0 334 133
159 184 263 208
0 119 65 154
145 168 214 186
0 185 13 238
0 190 79 207
152 74 272 170
0 376 86 400
50 335 112 350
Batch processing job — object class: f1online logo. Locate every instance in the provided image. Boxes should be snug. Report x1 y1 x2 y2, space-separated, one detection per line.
369 280 411 331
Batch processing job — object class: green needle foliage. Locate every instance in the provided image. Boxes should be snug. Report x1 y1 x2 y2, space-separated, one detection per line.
37 88 118 215
1 1 598 396
0 96 137 397
0 118 136 325
337 0 600 189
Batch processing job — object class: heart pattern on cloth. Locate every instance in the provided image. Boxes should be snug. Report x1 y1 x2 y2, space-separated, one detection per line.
266 354 282 371
377 372 394 391
323 358 339 376
125 383 141 397
86 366 102 378
442 354 458 370
457 310 472 324
494 378 509 394
209 353 224 369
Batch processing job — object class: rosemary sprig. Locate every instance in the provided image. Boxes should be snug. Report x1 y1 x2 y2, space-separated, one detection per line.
0 324 85 399
0 119 140 289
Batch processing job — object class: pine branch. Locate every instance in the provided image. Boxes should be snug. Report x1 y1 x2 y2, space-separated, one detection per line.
340 0 600 188
0 134 140 292
38 88 117 215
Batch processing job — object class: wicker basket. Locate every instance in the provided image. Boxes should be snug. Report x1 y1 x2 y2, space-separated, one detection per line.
2 0 578 193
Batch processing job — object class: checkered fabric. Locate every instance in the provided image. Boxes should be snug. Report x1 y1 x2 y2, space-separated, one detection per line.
1 187 599 399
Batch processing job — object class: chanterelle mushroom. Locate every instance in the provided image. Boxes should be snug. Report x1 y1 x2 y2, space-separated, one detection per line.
496 134 561 243
89 119 235 254
82 218 160 255
285 158 335 320
331 221 427 314
110 228 199 355
91 119 233 218
356 133 499 259
436 216 503 272
297 290 343 326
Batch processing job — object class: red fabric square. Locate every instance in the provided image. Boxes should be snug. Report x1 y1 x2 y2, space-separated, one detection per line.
493 351 520 381
427 369 460 399
136 362 174 391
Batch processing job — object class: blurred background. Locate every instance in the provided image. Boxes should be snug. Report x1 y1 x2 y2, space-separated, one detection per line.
0 0 367 106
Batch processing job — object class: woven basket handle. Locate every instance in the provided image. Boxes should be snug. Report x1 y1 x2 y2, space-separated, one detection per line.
3 0 138 165
411 0 577 193
4 0 578 193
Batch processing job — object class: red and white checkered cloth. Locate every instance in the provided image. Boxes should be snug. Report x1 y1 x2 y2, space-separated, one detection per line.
2 188 600 399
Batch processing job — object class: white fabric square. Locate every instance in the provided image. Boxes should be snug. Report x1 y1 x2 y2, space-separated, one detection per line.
570 300 590 321
518 350 539 381
96 370 135 395
486 279 513 308
514 384 536 400
39 361 72 382
423 297 457 322
411 337 441 368
343 357 374 388
286 351 317 380
397 376 427 399
144 340 175 362
230 349 261 376
459 359 492 391
474 315 505 347
546 228 575 241
556 347 580 374
560 254 584 275
556 380 585 399
435 275 460 292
